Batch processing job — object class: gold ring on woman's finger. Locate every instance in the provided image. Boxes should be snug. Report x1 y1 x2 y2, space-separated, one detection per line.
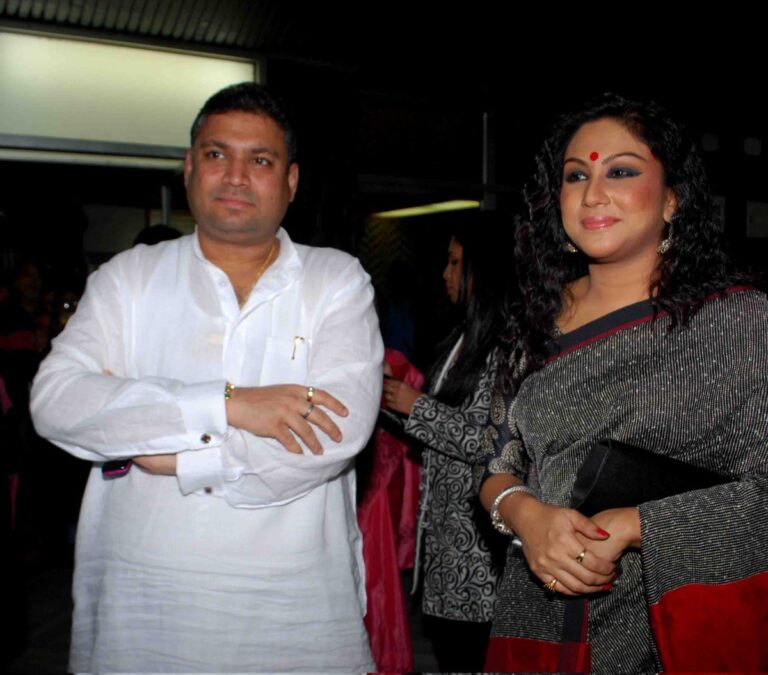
306 386 315 402
544 578 558 592
303 403 315 419
576 549 587 565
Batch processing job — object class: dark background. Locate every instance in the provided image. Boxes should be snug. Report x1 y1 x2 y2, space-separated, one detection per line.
1 3 767 269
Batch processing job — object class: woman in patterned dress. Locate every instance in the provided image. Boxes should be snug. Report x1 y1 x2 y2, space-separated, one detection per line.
480 94 768 673
382 214 509 671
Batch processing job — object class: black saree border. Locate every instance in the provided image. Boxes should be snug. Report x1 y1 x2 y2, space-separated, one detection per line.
546 285 755 364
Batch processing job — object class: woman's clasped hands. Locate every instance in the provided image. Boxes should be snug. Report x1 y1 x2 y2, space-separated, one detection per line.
501 492 641 596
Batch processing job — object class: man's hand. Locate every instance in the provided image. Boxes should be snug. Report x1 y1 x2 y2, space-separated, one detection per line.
133 454 177 475
226 384 348 455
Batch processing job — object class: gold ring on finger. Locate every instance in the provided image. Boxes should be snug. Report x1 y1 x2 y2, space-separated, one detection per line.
306 386 315 402
303 403 315 420
576 549 587 565
544 578 558 593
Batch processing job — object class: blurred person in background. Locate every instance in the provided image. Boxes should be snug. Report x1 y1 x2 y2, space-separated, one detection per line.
383 212 510 671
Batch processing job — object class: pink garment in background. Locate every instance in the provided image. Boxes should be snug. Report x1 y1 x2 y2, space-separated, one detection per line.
358 348 423 672
1 376 17 529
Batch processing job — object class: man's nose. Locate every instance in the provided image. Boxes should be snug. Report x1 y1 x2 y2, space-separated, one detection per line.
224 157 249 186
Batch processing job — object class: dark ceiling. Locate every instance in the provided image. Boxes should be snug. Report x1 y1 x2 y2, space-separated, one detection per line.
1 1 767 265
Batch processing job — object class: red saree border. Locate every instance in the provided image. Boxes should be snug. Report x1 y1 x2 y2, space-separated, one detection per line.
485 635 589 673
649 570 768 672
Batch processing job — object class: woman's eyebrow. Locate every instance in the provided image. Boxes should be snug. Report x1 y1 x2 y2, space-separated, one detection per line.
564 151 647 166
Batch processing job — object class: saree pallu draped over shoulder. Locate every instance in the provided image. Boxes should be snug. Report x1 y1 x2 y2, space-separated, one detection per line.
483 287 768 674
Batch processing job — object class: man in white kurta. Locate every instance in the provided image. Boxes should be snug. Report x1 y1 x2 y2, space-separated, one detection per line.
30 83 381 673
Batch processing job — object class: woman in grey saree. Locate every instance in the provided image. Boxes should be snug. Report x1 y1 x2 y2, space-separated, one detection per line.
480 94 768 673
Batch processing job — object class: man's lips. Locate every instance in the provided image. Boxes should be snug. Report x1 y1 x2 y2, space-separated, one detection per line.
581 216 619 230
216 194 255 208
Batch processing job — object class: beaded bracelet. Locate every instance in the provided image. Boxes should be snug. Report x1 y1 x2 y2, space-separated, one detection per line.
490 484 537 536
224 382 235 400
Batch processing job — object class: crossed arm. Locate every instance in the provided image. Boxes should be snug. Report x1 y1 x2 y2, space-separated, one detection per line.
132 383 349 475
30 250 383 507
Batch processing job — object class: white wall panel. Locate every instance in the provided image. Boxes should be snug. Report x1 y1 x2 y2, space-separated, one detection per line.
0 32 257 152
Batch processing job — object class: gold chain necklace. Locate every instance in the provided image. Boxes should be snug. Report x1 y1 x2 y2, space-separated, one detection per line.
239 238 278 307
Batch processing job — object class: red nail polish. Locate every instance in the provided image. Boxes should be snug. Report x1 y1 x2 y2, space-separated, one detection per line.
601 584 612 592
597 528 610 537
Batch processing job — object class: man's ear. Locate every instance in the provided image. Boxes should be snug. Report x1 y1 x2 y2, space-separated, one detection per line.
183 149 193 188
288 163 299 202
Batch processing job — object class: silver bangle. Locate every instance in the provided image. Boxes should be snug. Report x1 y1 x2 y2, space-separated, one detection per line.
490 485 537 537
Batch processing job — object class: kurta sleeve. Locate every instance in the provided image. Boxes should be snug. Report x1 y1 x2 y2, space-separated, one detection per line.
30 248 229 462
176 255 384 507
401 351 496 464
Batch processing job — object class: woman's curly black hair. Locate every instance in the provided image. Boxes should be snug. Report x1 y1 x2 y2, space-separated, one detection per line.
500 93 737 391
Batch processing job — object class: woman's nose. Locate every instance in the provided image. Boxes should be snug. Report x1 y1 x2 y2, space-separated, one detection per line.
583 176 609 206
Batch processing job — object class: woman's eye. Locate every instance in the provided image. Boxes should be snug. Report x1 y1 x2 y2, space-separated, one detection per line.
607 166 640 179
563 169 587 183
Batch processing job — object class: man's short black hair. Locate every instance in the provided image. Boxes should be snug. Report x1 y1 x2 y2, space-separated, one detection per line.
190 82 297 163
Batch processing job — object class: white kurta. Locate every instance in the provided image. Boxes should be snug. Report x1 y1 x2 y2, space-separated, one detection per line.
30 229 382 673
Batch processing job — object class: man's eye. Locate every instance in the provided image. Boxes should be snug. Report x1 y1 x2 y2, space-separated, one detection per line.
206 150 223 159
607 166 640 179
563 169 587 183
253 157 271 166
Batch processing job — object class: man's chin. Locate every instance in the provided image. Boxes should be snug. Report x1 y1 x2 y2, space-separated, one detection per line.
197 220 279 245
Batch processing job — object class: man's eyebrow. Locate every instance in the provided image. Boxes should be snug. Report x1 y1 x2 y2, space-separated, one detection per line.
198 140 228 150
198 140 281 156
563 151 648 165
248 146 281 157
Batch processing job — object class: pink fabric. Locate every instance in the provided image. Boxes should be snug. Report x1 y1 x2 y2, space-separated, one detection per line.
1 376 15 529
359 349 423 672
0 376 12 414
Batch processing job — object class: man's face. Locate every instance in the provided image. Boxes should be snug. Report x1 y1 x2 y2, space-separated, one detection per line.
184 111 298 245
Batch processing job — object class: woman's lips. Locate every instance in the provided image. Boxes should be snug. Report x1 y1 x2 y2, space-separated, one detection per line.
581 216 619 230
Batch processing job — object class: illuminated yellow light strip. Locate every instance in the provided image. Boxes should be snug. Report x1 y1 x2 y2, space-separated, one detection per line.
373 200 480 219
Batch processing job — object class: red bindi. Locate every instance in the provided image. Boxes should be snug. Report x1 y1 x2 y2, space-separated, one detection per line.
589 151 599 161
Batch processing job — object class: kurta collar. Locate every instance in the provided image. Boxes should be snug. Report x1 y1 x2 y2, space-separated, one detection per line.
191 226 303 312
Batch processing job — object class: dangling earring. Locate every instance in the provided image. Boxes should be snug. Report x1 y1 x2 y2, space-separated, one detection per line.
657 222 673 255
563 240 578 254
